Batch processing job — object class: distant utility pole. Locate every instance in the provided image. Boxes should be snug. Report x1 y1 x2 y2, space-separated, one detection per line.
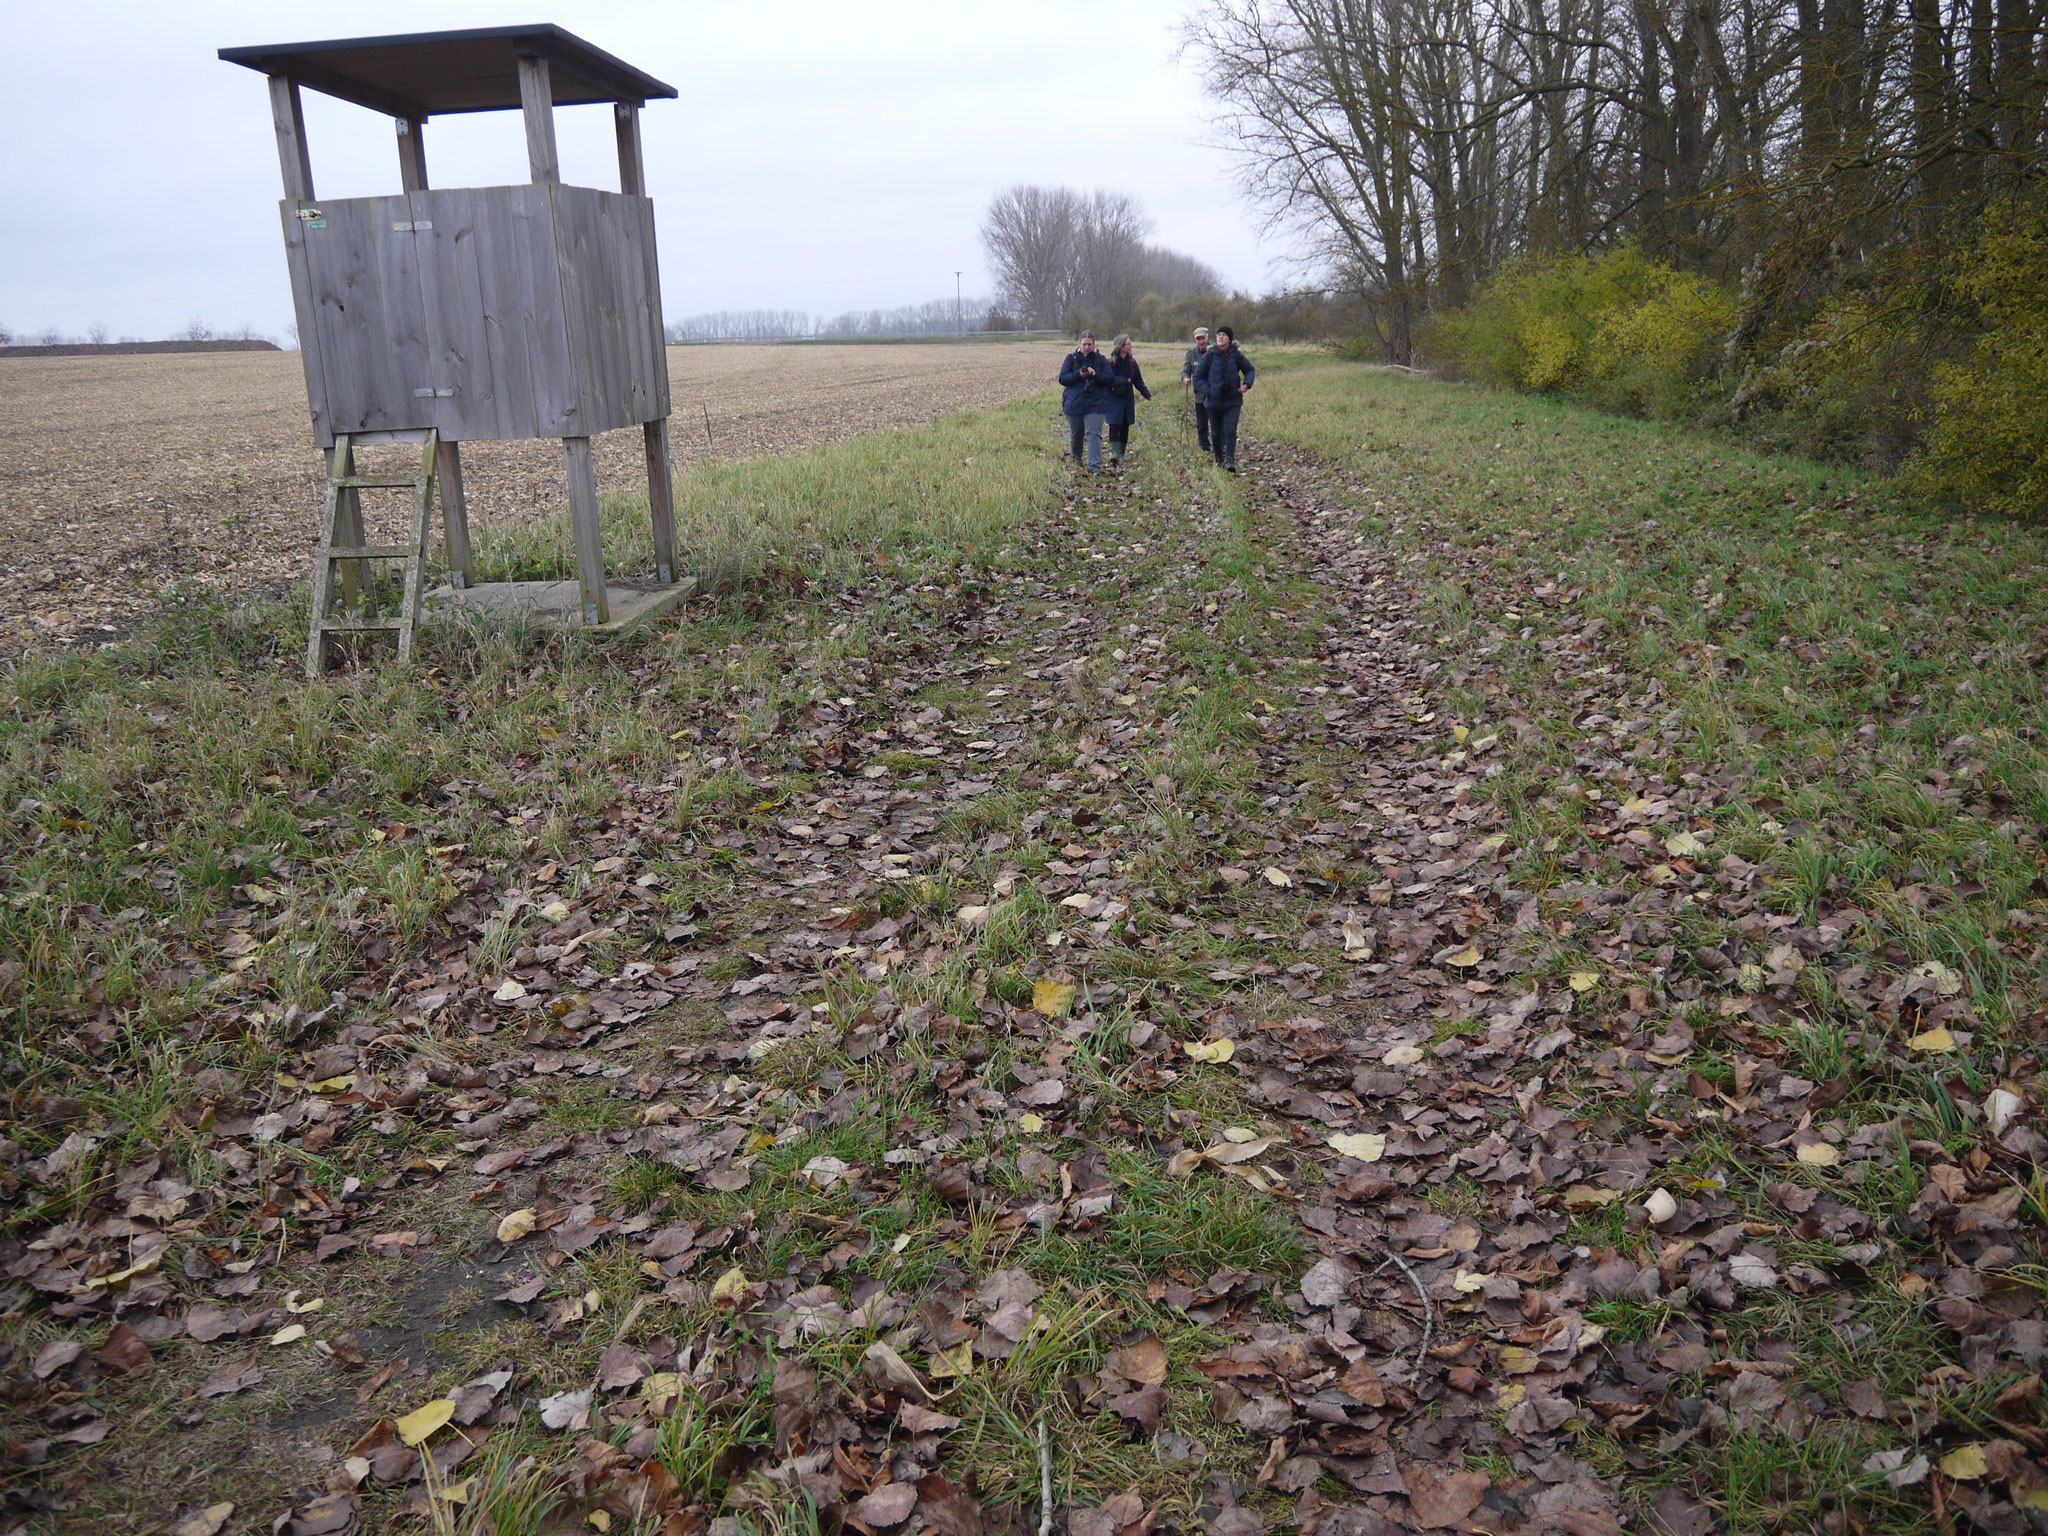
955 271 963 335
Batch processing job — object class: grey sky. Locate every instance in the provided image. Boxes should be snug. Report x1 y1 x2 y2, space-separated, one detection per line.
0 1 1297 341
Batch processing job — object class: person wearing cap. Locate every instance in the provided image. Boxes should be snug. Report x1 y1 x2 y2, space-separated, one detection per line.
1181 327 1212 452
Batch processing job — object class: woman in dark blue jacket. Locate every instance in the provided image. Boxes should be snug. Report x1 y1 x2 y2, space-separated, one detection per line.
1192 326 1255 472
1103 335 1152 469
1058 333 1116 470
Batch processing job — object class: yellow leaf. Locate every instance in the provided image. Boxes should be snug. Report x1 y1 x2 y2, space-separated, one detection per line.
1327 1132 1386 1162
493 978 527 1002
589 1513 612 1533
496 1209 537 1244
709 1267 750 1306
1441 945 1482 969
1564 1184 1621 1210
1032 977 1076 1018
395 1398 456 1447
268 1323 307 1346
1183 1037 1235 1064
1452 724 1470 745
1018 1113 1045 1134
1165 1149 1205 1177
172 1503 237 1536
1737 963 1766 993
1914 960 1964 996
437 1479 475 1506
1665 831 1708 858
1908 1025 1957 1053
1264 866 1293 888
1499 1346 1541 1375
1381 1044 1425 1067
310 1074 357 1093
1568 971 1600 993
928 1341 975 1379
1940 1443 1990 1481
1452 1269 1487 1293
1795 1142 1842 1167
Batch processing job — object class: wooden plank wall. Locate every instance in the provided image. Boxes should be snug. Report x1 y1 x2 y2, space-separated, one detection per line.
277 185 664 445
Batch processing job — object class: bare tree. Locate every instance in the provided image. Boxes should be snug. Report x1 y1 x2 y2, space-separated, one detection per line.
180 317 214 342
981 184 1087 328
87 322 110 345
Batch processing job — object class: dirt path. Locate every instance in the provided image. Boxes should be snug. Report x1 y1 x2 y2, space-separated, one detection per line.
0 341 1071 655
6 384 2023 1534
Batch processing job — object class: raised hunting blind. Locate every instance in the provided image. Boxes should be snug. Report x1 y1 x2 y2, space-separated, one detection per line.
219 25 682 673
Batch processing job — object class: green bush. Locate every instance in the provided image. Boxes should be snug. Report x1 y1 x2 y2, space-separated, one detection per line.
1426 246 1735 418
1916 208 2048 518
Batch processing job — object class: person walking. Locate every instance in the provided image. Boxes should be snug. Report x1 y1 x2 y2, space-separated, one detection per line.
1104 335 1151 469
1180 327 1212 454
1058 332 1114 472
1192 325 1254 473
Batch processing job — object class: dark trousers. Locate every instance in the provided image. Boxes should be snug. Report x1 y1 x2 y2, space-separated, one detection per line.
1190 390 1210 450
1205 400 1242 464
1108 421 1131 455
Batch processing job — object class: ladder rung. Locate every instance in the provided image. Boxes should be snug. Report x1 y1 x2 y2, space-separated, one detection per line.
321 544 413 560
334 475 423 489
315 618 408 633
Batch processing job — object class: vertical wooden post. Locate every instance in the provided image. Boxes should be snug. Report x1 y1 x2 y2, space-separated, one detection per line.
437 439 474 588
562 436 608 625
267 75 315 200
643 418 676 584
517 55 559 184
395 115 428 192
614 102 645 195
324 440 365 610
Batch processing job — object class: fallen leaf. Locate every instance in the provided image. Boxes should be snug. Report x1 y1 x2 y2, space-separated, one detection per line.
1568 970 1600 993
269 1323 308 1346
32 1340 84 1380
1105 1334 1169 1385
1033 977 1076 1017
1438 944 1482 968
171 1503 236 1536
1381 1044 1424 1067
1403 1465 1491 1528
1326 1132 1386 1162
1263 866 1293 888
538 1388 592 1431
1184 1038 1234 1064
1914 960 1964 996
1665 831 1708 857
1795 1141 1841 1167
395 1398 456 1446
709 1266 750 1306
492 978 527 1002
496 1209 537 1243
96 1322 152 1375
1908 1026 1956 1053
849 1483 918 1529
1018 1113 1045 1134
899 1403 961 1433
1939 1443 1989 1480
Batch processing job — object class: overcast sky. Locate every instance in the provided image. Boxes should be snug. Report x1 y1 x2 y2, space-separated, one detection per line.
0 1 1303 342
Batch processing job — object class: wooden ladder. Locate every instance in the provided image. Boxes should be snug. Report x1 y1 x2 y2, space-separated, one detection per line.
305 430 438 680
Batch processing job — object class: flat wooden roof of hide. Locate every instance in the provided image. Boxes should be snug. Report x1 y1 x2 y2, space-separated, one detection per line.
219 24 677 118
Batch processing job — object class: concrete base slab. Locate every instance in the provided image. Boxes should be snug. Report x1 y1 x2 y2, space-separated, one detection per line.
425 577 694 636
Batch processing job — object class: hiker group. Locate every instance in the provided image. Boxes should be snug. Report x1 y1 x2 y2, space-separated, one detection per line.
1058 325 1253 475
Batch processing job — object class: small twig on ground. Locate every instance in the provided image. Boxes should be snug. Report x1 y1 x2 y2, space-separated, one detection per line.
1380 1246 1435 1378
701 401 716 453
1038 1419 1054 1536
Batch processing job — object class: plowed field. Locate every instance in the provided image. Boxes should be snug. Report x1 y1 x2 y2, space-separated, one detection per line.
0 340 1074 654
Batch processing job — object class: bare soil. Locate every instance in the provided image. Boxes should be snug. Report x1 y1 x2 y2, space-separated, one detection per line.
0 341 1073 655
